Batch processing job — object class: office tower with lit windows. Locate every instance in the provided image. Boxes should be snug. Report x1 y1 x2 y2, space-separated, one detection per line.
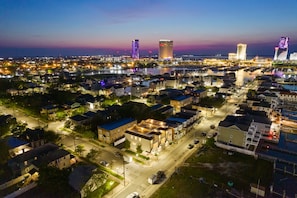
274 37 289 61
131 39 139 59
159 39 173 60
237 43 247 60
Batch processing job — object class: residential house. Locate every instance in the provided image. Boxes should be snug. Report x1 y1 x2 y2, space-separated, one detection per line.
217 115 260 154
33 149 71 170
257 91 280 109
159 88 183 98
149 79 166 91
7 137 31 158
131 85 149 98
203 75 224 87
165 120 184 141
279 91 297 103
8 143 59 176
165 77 178 88
40 104 59 116
235 109 273 140
191 89 207 103
251 101 272 115
20 128 45 148
69 115 89 126
150 104 174 116
110 84 125 97
69 165 107 198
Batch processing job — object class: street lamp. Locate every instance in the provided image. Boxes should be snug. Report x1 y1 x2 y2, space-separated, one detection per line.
73 136 76 150
122 157 126 186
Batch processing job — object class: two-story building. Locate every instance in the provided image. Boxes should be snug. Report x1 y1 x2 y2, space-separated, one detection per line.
98 118 137 144
131 85 149 98
8 143 70 176
170 95 193 113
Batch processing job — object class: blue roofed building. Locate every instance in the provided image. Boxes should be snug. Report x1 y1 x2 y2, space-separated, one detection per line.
170 95 192 113
7 136 31 158
98 118 137 144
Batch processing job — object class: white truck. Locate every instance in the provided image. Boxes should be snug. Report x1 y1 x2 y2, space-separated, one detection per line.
148 174 157 185
123 155 132 163
148 171 165 185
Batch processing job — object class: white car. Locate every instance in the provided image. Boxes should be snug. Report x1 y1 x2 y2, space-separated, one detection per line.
99 160 109 167
126 192 139 198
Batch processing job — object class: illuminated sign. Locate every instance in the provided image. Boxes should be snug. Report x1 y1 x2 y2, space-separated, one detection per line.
278 37 289 50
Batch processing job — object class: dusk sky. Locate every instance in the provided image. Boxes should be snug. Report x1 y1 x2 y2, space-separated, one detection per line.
1 0 297 57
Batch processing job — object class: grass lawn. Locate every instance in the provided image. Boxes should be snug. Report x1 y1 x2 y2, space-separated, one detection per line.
152 140 273 198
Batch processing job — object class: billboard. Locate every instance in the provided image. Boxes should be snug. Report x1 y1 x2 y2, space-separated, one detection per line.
278 37 289 50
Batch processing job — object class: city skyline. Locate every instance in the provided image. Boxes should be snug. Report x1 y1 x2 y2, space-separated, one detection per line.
0 0 297 57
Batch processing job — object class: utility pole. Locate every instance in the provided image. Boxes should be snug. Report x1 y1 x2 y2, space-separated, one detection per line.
73 136 76 150
256 178 260 198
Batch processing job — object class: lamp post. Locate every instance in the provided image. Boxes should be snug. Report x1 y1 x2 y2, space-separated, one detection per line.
73 136 76 150
123 157 126 186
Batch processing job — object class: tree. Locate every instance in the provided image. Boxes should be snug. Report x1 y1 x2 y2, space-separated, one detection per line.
64 120 71 128
124 140 131 149
37 166 72 195
0 115 17 137
86 148 101 161
11 122 27 137
44 130 60 143
75 144 85 156
136 144 143 154
0 140 9 164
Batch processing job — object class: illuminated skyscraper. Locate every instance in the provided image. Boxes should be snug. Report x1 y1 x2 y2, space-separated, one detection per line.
159 39 173 60
274 47 279 60
274 37 289 61
132 39 139 59
236 43 247 60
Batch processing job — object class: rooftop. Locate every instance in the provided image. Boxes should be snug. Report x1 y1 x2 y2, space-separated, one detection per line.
98 118 135 131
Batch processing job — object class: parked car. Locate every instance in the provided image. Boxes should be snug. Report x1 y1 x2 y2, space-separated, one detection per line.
114 151 122 158
99 160 110 167
126 192 139 198
148 171 166 185
188 144 194 149
194 139 199 144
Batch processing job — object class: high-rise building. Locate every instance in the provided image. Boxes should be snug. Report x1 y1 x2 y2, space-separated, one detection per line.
237 43 247 60
132 39 139 59
274 47 279 60
274 37 289 61
290 52 297 60
159 39 173 60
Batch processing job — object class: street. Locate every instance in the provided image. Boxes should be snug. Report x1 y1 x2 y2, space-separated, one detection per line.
0 83 250 198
